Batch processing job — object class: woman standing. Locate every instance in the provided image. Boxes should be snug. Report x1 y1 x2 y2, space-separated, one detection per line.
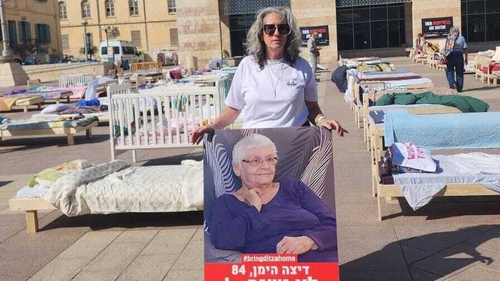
191 6 347 144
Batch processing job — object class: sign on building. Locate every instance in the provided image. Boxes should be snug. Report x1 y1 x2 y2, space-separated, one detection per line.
300 25 329 47
422 17 453 39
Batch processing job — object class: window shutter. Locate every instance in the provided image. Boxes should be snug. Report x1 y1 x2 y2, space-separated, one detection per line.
35 24 41 44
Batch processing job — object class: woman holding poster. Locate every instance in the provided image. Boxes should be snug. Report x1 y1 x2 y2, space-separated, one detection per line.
209 134 337 262
190 6 346 144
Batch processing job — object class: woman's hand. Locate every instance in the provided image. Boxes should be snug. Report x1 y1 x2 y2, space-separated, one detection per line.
189 124 214 145
318 118 348 137
276 236 318 255
242 188 262 212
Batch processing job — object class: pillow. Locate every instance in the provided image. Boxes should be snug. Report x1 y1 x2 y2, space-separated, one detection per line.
383 142 436 173
28 159 93 188
40 104 75 114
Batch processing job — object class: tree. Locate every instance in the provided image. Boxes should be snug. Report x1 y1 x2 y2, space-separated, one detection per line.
79 45 98 60
11 41 37 63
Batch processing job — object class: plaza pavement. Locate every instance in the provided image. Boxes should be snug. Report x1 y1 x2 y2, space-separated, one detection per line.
0 56 499 280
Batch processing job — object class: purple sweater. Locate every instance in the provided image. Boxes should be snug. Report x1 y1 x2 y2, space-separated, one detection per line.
209 179 337 262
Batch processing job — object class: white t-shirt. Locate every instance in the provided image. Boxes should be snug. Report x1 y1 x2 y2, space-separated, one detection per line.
225 56 317 128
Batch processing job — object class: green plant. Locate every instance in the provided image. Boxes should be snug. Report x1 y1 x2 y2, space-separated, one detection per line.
11 41 37 62
79 45 98 60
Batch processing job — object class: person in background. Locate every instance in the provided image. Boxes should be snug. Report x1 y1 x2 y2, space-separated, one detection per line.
190 6 347 144
444 26 468 92
307 32 322 81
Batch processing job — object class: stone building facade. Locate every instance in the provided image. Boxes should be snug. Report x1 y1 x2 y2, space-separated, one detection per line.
1 0 62 63
59 0 499 67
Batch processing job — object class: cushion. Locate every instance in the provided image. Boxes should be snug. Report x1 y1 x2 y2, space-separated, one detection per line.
383 142 437 173
28 159 93 188
40 104 75 114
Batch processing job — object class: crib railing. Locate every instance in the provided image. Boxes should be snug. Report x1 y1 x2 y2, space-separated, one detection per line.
58 74 94 88
108 80 227 162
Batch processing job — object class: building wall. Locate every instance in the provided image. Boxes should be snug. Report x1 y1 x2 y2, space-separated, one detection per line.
59 0 177 60
412 0 461 48
176 0 222 68
2 0 62 61
292 0 338 63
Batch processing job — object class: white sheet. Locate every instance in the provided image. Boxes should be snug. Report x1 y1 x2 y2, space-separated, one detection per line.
393 153 500 210
17 185 48 199
42 160 203 216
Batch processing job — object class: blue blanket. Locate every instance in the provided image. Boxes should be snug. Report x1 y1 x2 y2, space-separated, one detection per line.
384 110 500 149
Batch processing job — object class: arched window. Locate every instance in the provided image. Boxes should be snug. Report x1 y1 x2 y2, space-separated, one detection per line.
105 0 115 17
81 0 91 18
129 0 139 16
59 2 68 20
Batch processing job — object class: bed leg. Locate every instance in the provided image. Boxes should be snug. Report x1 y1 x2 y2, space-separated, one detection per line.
132 150 137 163
67 134 75 145
56 100 60 105
23 106 28 113
86 128 92 138
67 96 70 103
26 211 39 233
377 194 382 221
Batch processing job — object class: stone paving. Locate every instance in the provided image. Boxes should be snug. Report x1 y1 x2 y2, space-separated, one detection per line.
0 56 499 280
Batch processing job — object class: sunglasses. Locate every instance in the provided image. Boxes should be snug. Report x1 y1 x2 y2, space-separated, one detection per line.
263 24 291 36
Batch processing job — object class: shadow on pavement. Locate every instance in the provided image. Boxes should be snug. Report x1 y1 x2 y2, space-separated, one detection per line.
0 181 13 188
341 224 500 280
0 134 109 149
40 211 203 232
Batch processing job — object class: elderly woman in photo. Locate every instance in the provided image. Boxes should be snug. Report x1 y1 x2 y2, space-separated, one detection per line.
191 6 347 144
209 134 337 262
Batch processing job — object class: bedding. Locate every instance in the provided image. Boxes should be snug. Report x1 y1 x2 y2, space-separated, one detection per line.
383 153 500 210
43 160 203 216
384 111 500 149
0 95 42 112
0 116 98 131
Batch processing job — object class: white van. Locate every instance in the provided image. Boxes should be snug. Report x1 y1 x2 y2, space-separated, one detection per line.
99 40 144 69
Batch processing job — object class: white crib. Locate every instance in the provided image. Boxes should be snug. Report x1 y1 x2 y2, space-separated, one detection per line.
108 80 227 162
58 74 94 88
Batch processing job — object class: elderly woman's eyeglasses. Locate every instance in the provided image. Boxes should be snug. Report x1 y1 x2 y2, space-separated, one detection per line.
263 24 291 36
242 156 278 166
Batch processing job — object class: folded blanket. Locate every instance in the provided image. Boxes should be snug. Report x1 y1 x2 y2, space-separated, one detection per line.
376 92 489 113
0 116 98 131
0 97 19 111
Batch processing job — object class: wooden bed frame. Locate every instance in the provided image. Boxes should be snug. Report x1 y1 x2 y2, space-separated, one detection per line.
373 156 500 221
8 198 56 233
0 120 98 145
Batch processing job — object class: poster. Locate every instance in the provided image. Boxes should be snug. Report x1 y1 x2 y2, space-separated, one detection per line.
422 17 453 39
204 127 339 281
300 25 330 47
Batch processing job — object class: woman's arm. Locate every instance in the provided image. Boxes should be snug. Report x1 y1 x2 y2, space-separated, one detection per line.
190 106 240 144
209 196 267 251
306 101 348 137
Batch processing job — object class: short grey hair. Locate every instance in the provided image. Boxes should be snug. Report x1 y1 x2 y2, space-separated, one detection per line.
244 6 302 69
232 134 277 167
450 26 460 33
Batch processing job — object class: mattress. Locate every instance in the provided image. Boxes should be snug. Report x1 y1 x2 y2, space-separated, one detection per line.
387 153 500 210
42 160 204 216
384 111 500 149
0 116 98 131
368 104 451 124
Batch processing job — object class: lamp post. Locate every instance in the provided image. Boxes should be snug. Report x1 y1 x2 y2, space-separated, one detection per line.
104 27 109 61
82 19 88 62
0 0 13 62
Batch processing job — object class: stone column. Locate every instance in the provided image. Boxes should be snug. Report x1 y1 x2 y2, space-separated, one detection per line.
176 0 223 69
292 0 338 63
412 0 461 48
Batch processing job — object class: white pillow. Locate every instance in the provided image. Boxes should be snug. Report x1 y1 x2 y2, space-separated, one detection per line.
386 142 437 173
40 104 74 114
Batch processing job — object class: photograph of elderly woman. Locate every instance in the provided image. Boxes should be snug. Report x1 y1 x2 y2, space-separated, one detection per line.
204 127 337 264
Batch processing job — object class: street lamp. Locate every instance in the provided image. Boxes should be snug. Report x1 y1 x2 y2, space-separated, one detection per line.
104 27 110 61
81 19 88 62
0 0 13 62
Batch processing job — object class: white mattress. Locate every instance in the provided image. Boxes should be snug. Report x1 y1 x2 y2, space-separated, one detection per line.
39 160 203 216
393 153 500 210
17 185 48 199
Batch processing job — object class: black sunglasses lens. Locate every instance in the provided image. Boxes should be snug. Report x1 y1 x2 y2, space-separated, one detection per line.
278 24 290 35
264 25 276 35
